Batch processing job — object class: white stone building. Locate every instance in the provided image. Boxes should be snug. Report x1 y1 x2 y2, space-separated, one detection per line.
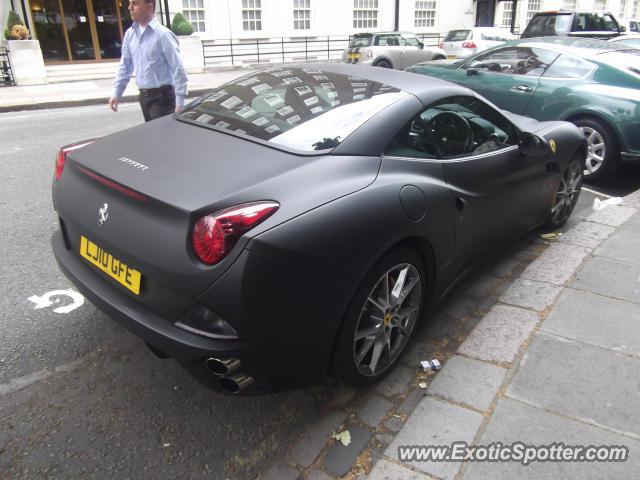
1 0 639 64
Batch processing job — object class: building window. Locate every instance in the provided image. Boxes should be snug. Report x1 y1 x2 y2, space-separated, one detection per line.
563 0 577 9
353 0 378 29
619 0 627 17
293 0 311 30
633 0 639 18
242 0 262 31
593 0 607 9
414 1 436 28
501 1 513 28
182 0 205 33
526 0 541 23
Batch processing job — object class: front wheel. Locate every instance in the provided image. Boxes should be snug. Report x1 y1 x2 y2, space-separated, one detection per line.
572 117 619 181
332 247 426 387
375 59 392 68
544 156 583 229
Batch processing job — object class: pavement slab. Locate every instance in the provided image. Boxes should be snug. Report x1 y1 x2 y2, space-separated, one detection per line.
542 288 640 357
506 332 640 438
457 305 539 364
587 205 636 227
385 397 484 480
464 398 640 480
571 256 640 305
426 355 507 412
358 395 394 428
323 424 371 477
557 221 615 249
592 212 640 266
367 459 434 479
289 410 348 467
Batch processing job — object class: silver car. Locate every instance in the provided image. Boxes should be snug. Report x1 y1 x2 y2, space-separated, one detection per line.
343 32 447 69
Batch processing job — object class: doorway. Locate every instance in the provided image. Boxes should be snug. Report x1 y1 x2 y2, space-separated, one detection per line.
30 0 131 62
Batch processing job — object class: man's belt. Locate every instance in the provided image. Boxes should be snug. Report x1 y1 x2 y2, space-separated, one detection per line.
139 85 173 95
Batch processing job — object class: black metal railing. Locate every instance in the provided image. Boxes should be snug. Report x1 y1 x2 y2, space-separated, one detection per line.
0 47 14 87
203 33 445 67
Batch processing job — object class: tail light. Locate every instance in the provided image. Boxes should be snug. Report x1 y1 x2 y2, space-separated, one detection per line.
55 139 96 181
439 42 444 49
462 41 477 49
192 201 279 265
367 50 373 58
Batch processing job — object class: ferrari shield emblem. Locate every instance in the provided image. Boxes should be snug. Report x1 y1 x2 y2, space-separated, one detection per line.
549 139 557 154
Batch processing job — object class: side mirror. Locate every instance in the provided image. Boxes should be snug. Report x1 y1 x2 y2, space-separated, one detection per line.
418 41 424 49
620 26 627 32
466 68 479 76
518 132 548 157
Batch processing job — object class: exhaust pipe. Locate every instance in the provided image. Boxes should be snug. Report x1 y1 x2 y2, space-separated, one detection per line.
205 357 241 376
219 374 254 394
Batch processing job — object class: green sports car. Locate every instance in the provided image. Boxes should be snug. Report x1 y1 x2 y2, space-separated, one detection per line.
408 37 640 180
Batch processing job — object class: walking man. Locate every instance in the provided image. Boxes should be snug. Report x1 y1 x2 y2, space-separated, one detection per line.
109 0 188 122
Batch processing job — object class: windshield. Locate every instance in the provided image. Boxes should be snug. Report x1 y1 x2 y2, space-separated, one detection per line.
178 68 407 152
444 30 471 42
349 34 372 47
524 14 573 36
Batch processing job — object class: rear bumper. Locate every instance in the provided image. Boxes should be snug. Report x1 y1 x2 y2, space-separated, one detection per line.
52 229 350 392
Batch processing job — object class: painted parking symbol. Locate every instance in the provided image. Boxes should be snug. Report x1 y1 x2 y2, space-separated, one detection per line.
27 289 85 314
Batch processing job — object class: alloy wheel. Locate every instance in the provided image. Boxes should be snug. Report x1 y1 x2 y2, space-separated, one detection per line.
580 126 606 175
550 159 583 226
353 263 421 376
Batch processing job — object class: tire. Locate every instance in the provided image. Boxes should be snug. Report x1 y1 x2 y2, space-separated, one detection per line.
544 155 583 230
433 55 446 61
375 59 392 68
332 247 426 387
572 117 620 181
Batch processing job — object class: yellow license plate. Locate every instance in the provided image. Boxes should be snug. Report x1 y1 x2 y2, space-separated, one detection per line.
447 55 457 60
80 235 142 294
348 53 360 59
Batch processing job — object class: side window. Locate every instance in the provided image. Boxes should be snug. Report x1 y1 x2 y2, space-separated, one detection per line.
375 34 399 46
401 35 419 47
467 47 557 76
384 96 519 159
543 54 592 78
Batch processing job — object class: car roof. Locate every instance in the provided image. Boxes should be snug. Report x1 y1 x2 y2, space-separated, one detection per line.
303 63 472 105
534 9 613 14
610 34 640 40
507 36 635 58
355 31 418 36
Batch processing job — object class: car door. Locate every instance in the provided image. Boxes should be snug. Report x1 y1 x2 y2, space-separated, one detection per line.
458 47 558 114
375 34 402 67
400 34 426 68
384 95 545 268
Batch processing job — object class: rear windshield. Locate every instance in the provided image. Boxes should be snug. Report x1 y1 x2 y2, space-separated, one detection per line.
524 13 573 36
178 68 406 152
444 30 471 42
349 34 372 47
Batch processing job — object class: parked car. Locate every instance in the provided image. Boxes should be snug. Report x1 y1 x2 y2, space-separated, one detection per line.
343 32 446 69
439 27 515 60
618 18 640 33
408 37 640 179
521 10 624 40
52 64 585 393
609 33 640 48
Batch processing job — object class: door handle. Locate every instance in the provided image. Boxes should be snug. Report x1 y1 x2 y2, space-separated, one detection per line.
455 197 467 211
512 85 533 92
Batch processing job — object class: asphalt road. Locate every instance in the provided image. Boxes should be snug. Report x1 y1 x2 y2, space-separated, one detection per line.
1 103 638 479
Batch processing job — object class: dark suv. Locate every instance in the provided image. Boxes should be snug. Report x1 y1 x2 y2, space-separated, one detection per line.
521 10 624 39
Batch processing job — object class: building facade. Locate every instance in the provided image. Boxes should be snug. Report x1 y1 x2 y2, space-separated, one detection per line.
1 0 639 64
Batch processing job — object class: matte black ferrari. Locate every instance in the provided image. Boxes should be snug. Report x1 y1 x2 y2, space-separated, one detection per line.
52 64 586 393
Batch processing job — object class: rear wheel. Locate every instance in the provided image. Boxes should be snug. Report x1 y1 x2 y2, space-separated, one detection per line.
544 155 583 229
333 247 426 387
375 59 392 68
572 117 619 181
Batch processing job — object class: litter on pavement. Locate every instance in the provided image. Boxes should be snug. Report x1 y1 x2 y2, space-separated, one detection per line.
593 197 623 211
419 359 442 372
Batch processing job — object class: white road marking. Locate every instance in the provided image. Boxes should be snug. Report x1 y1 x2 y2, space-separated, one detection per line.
0 359 83 397
28 289 85 314
582 187 612 198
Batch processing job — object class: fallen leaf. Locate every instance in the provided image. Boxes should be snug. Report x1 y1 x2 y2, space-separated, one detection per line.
333 430 352 446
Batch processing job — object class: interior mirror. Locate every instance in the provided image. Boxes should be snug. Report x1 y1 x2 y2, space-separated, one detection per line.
518 132 548 157
466 68 479 76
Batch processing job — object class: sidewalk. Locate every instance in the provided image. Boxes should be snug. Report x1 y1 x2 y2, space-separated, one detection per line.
260 190 640 480
0 69 250 112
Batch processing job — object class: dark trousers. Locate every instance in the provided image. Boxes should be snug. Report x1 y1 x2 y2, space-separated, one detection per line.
139 85 176 122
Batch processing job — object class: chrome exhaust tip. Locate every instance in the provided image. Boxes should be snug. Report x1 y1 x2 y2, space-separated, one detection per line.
205 357 241 376
219 374 254 394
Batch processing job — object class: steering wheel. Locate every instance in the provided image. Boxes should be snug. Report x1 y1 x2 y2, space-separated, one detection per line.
426 111 472 156
517 56 535 74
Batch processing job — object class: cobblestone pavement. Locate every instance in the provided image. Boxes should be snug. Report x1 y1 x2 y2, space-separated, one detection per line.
259 191 640 480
